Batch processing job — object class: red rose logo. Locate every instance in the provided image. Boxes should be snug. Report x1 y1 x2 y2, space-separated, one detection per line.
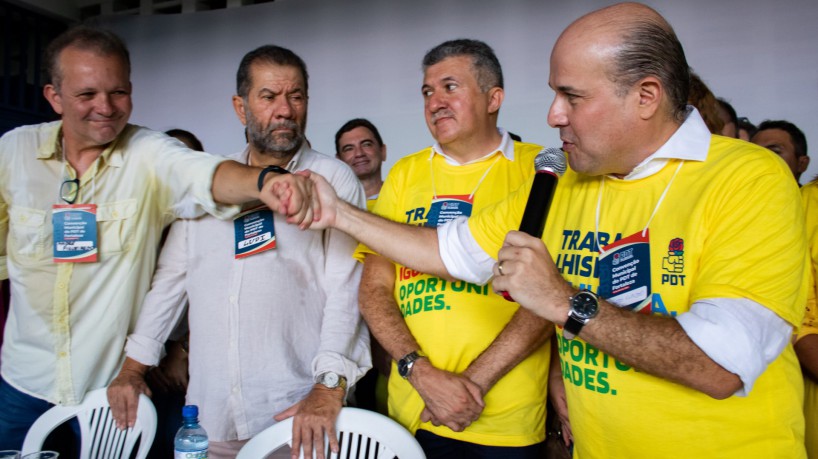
668 238 684 253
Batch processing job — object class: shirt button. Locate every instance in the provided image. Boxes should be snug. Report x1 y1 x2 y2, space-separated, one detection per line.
112 211 119 218
229 295 237 303
58 282 66 289
58 352 67 358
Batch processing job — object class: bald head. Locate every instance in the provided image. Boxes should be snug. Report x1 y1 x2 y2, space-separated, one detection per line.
557 2 689 122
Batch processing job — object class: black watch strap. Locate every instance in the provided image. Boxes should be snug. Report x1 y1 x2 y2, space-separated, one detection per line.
563 315 585 340
257 165 290 191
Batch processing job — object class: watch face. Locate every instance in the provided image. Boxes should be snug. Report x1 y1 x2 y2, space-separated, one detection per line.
572 291 598 319
398 360 409 377
323 372 339 386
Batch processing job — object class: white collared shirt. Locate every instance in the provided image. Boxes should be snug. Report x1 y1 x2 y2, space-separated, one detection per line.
126 145 371 441
0 122 235 405
430 128 516 165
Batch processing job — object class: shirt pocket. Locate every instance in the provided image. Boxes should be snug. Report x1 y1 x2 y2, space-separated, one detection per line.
97 199 138 254
9 206 47 260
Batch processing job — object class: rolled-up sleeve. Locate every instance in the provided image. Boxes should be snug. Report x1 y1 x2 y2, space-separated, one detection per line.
311 167 372 387
125 219 191 366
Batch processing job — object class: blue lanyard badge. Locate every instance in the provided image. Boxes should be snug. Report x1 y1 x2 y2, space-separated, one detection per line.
52 204 98 263
233 206 276 259
597 230 651 313
425 195 474 228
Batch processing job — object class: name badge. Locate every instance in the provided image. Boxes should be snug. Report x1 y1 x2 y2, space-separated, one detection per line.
598 230 651 313
234 206 276 259
425 195 474 228
52 204 98 263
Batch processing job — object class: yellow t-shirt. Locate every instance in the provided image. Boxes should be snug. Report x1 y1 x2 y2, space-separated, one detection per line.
366 196 378 212
470 136 808 458
799 180 818 458
356 141 549 446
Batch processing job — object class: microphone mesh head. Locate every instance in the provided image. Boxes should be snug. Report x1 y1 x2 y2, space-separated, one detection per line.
535 148 567 176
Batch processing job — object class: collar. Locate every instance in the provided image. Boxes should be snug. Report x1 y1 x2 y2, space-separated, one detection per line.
621 107 711 180
37 121 126 168
430 128 515 165
240 140 307 171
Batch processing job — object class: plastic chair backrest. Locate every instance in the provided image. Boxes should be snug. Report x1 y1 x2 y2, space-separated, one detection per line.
237 407 425 459
22 388 157 459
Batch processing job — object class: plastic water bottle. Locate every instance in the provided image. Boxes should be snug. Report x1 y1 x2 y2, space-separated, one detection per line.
174 405 208 459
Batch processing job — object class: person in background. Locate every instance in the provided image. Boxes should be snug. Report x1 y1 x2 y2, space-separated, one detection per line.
138 128 205 458
798 177 818 458
716 98 739 138
687 71 723 134
107 45 370 459
737 117 757 142
334 118 390 415
165 128 204 152
752 119 809 184
335 118 387 206
0 26 310 449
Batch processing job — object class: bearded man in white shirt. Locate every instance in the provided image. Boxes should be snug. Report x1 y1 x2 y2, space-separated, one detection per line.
107 45 370 459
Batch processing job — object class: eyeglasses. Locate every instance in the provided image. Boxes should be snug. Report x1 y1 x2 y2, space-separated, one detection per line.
60 178 80 204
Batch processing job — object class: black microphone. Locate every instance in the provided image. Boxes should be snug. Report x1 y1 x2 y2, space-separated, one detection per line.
501 148 567 302
519 148 567 238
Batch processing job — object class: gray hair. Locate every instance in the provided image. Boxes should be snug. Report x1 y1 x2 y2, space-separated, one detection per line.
607 19 690 122
422 39 503 92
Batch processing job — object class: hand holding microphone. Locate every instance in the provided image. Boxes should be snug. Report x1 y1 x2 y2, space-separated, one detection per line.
499 148 567 302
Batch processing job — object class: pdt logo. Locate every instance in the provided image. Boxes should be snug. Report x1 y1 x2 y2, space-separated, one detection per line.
661 237 685 285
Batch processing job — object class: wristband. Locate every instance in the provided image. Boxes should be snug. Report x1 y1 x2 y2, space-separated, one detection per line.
257 165 290 191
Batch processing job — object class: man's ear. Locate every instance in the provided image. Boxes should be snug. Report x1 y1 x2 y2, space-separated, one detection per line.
44 84 63 115
232 95 247 126
487 87 504 115
635 76 662 120
380 144 387 162
798 155 810 176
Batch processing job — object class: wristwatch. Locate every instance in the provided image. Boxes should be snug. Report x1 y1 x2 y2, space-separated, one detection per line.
397 350 426 379
563 289 599 340
315 371 347 391
257 165 290 191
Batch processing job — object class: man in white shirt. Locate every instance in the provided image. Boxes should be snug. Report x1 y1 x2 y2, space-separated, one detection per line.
0 27 311 450
107 45 370 459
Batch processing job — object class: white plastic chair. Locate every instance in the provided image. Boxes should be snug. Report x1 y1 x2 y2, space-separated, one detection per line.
237 407 425 459
22 388 157 459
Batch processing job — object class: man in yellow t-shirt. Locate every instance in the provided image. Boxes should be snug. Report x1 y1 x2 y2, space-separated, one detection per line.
295 4 808 458
797 179 818 458
354 39 550 458
754 120 815 456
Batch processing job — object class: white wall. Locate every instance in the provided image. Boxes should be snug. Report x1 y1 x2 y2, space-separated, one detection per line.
100 0 818 183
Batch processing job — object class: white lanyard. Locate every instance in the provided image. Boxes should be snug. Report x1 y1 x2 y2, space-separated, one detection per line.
429 153 502 200
595 160 684 255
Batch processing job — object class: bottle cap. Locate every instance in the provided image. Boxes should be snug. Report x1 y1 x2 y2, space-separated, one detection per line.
182 404 199 418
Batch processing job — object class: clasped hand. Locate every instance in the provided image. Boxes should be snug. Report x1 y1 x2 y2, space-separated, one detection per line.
410 360 485 432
